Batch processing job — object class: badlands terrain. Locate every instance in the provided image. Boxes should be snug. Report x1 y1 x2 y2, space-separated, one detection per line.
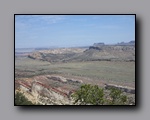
15 41 135 105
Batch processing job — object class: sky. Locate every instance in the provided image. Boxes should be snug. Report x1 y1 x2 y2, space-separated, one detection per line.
15 15 135 48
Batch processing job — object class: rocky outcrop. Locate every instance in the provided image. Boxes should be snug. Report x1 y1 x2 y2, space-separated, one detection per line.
89 46 102 51
66 78 83 84
48 76 67 83
31 81 74 105
105 83 135 94
16 79 74 105
28 52 44 61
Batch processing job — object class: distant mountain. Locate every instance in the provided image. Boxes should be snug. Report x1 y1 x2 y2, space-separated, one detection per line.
117 41 135 46
93 42 105 47
129 41 135 44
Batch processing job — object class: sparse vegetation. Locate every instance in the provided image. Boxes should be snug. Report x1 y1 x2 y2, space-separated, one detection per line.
15 92 34 105
15 92 42 105
15 57 135 87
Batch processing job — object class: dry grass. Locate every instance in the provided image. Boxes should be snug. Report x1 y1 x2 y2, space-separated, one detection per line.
15 57 135 87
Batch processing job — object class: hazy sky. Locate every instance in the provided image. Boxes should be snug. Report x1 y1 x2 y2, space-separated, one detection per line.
15 15 135 48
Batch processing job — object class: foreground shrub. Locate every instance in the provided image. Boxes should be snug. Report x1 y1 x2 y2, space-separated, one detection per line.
71 84 129 105
71 84 104 105
107 87 127 105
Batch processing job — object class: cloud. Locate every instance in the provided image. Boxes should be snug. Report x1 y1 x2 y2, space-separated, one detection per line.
39 15 65 24
15 15 66 36
16 15 65 24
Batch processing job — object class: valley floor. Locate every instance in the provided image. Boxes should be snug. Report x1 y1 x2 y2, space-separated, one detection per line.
15 53 135 105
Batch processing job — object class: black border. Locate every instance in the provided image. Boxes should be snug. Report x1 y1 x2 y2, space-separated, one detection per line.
14 14 136 108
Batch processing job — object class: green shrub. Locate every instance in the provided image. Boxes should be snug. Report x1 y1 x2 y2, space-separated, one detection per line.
71 84 128 105
108 88 127 105
15 92 34 105
71 84 104 105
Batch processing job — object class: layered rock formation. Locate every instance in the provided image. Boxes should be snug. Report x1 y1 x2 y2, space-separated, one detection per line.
28 42 135 63
15 75 83 105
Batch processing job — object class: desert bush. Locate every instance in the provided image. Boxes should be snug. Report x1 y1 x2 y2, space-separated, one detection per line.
107 87 127 105
71 84 128 105
71 84 105 105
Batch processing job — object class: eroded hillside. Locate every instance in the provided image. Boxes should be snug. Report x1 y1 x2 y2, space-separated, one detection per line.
28 45 135 63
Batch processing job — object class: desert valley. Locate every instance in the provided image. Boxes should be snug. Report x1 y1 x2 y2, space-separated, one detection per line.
15 41 135 105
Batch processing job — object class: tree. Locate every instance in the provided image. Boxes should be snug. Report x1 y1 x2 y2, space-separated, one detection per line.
71 84 105 105
71 84 128 105
108 88 127 105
